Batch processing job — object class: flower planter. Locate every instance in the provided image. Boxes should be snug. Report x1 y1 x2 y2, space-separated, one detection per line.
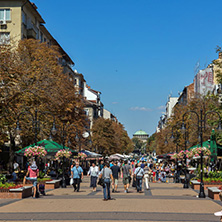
0 186 32 199
44 179 61 189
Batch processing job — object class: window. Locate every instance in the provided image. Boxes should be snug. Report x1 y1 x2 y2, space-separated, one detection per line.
0 32 10 44
0 9 11 21
22 12 27 25
40 32 43 42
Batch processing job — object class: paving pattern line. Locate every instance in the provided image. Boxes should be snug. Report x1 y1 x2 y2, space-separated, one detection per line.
0 211 217 221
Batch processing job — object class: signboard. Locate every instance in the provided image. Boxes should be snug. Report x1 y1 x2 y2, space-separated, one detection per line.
194 68 214 96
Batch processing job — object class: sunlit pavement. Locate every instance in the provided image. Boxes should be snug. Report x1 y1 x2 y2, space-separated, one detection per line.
0 177 221 222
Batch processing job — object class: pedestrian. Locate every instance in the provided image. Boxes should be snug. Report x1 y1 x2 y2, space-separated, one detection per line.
140 161 145 169
111 161 120 192
23 159 39 198
13 160 19 171
99 163 114 201
122 160 131 193
71 162 83 192
99 160 104 171
110 160 114 168
87 162 99 191
160 170 166 183
134 163 144 193
156 163 160 181
143 164 150 190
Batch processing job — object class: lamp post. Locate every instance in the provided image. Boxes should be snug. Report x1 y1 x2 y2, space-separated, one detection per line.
182 109 222 198
15 109 57 146
183 124 190 189
59 122 79 188
170 124 181 183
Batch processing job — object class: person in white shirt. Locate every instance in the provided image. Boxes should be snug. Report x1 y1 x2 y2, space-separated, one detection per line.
87 162 99 191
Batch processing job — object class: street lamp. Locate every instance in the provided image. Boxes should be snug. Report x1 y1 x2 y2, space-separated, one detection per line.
171 124 181 183
183 124 190 189
15 109 57 146
59 122 80 188
182 109 222 198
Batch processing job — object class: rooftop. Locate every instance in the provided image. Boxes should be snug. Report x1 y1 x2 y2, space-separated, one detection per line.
133 130 148 136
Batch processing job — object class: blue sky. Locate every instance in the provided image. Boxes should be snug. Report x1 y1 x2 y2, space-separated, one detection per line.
34 0 222 137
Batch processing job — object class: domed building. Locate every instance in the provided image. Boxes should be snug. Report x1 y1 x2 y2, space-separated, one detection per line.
133 130 149 143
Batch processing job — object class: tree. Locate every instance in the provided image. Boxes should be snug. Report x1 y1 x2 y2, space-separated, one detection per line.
146 133 157 153
155 94 222 154
132 137 145 153
0 39 87 171
91 118 133 156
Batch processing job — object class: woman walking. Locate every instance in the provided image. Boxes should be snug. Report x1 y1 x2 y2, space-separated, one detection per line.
23 159 39 198
87 162 99 191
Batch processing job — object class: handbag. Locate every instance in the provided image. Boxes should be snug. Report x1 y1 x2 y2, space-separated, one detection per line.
98 177 105 187
98 168 105 187
70 178 73 185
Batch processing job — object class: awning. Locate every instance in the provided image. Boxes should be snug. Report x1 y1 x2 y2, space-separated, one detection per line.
15 139 78 155
80 150 102 158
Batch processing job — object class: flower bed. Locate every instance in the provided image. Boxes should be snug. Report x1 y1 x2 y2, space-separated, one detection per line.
0 183 23 192
55 149 71 160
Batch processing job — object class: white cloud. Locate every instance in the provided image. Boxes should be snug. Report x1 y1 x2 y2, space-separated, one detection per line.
157 105 165 110
130 107 152 112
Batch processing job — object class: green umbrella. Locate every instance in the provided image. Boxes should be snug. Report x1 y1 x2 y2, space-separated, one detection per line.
188 140 210 151
15 139 77 155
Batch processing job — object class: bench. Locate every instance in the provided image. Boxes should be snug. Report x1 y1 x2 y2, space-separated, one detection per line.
0 186 32 199
191 180 200 190
208 187 221 200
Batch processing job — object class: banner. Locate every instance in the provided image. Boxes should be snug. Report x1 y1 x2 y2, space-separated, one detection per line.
194 68 214 95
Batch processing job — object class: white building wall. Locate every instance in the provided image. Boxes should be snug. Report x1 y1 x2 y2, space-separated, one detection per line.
84 86 97 101
166 97 178 119
103 109 111 119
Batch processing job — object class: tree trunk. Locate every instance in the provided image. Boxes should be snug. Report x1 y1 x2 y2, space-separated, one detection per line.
8 132 15 173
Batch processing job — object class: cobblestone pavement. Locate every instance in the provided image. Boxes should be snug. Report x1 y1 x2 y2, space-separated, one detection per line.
0 178 221 222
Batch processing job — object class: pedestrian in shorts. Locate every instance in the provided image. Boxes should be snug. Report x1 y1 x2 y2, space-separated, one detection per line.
111 161 120 192
122 160 131 193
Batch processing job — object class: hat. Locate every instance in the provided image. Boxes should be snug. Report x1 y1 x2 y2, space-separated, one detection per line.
30 161 38 170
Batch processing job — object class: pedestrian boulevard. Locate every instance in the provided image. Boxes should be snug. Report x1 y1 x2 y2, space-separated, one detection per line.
0 178 221 222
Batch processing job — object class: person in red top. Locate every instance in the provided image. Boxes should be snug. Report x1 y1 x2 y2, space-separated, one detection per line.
23 160 39 198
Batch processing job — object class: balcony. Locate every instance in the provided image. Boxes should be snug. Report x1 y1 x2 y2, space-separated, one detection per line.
27 28 37 39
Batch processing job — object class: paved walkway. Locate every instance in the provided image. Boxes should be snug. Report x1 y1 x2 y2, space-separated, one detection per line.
0 178 221 221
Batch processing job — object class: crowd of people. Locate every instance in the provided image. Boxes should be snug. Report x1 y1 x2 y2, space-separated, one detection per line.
70 159 179 201
19 157 181 200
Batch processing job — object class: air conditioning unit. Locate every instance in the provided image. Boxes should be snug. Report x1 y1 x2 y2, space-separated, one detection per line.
0 20 6 25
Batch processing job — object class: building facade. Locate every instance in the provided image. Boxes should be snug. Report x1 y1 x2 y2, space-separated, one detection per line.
133 130 149 143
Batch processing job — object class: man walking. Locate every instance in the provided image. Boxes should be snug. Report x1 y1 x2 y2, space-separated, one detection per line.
111 161 120 193
99 163 114 201
71 162 83 192
122 160 131 193
134 163 144 193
